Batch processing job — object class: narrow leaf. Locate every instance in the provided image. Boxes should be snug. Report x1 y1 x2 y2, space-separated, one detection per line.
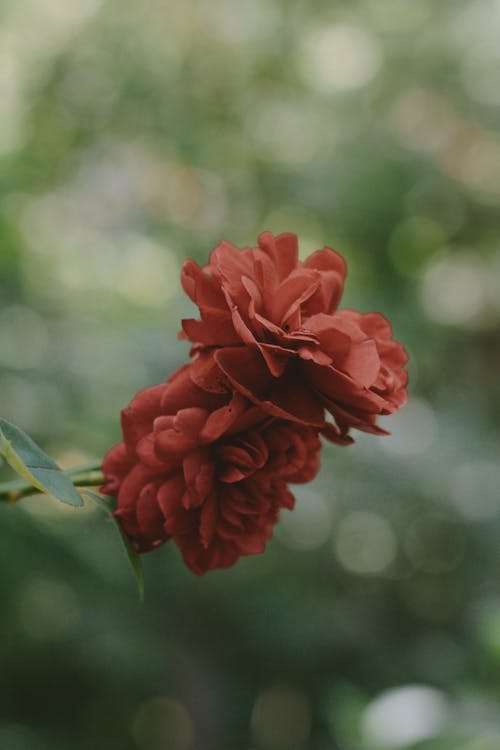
0 418 83 507
84 489 115 512
115 521 145 601
85 491 144 600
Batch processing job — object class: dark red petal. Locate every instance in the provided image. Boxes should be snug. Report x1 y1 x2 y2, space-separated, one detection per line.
222 290 258 347
218 430 268 482
270 270 320 327
258 231 299 281
320 422 354 446
210 240 255 300
121 382 168 446
181 259 226 308
235 532 268 555
136 433 168 469
101 443 133 495
301 249 346 315
156 471 186 517
341 309 392 339
277 486 295 510
117 463 159 512
304 360 388 413
182 448 214 508
181 306 241 347
215 347 325 427
135 481 165 538
303 246 347 277
321 394 391 435
155 427 196 457
190 351 230 394
253 249 278 300
199 493 218 547
174 407 209 439
181 537 240 576
340 339 381 387
304 313 352 358
241 275 264 313
200 390 247 441
258 342 294 377
164 504 198 537
159 364 200 413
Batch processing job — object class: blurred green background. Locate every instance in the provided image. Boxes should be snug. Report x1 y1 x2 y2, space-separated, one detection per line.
1 0 499 748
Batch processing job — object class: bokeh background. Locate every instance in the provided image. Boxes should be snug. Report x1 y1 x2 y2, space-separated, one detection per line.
1 0 499 748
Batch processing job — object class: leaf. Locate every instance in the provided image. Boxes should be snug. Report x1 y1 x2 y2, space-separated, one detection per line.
0 417 83 507
115 521 145 602
85 490 144 600
84 489 116 512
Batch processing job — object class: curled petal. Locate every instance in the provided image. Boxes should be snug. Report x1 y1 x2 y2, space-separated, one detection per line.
258 231 299 281
215 347 325 427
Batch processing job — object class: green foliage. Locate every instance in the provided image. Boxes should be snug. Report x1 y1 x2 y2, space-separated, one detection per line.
0 418 83 506
85 490 144 601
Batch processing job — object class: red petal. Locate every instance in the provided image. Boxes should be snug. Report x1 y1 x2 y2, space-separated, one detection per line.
156 472 186 517
136 433 167 469
181 259 226 308
121 382 168 446
189 352 229 394
270 270 320 327
182 449 214 507
199 493 218 547
302 248 347 315
210 241 254 300
135 481 165 537
258 343 294 377
117 463 159 512
200 391 247 441
258 231 299 281
340 339 381 387
215 347 325 427
174 407 209 439
304 360 387 413
101 443 133 494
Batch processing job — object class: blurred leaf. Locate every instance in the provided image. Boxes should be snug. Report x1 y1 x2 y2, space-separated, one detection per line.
85 490 144 601
0 417 83 506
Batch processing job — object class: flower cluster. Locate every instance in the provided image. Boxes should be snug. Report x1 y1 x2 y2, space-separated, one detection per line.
102 232 408 574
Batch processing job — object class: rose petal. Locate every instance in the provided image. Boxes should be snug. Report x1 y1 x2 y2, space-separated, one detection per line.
201 390 247 441
181 259 226 308
258 231 299 281
215 347 326 426
340 339 381 387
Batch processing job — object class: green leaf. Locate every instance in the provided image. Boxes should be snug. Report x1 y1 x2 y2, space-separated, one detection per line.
0 417 83 507
115 521 145 602
85 491 144 600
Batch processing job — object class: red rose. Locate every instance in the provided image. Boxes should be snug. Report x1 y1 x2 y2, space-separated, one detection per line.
101 364 321 574
180 231 408 441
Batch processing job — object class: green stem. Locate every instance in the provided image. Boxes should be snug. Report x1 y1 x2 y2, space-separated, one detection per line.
0 463 105 504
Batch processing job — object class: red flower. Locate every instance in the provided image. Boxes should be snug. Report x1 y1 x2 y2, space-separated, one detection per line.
101 364 321 574
180 232 408 441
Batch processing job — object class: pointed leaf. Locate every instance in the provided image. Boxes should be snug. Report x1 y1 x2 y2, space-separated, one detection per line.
85 491 144 600
0 418 83 507
115 521 145 601
84 489 116 512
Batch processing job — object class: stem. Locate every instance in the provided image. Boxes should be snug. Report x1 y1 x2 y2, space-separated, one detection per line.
0 463 105 504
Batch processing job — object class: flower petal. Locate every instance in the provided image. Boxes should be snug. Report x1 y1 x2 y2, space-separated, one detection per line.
258 231 299 281
215 347 326 426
